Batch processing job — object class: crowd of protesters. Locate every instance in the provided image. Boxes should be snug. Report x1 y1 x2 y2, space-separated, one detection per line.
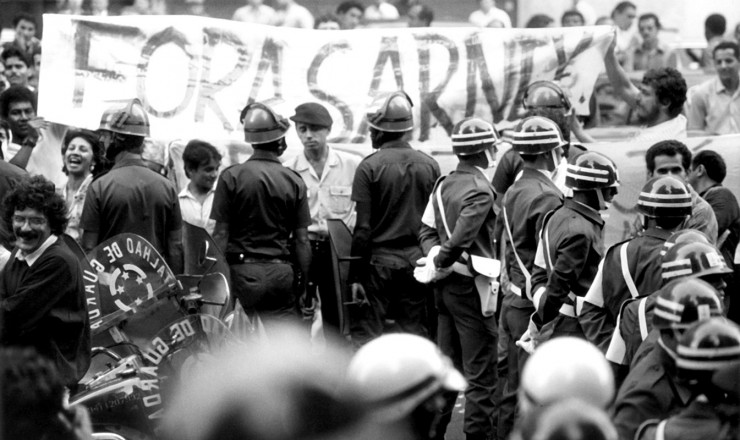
2 2 740 440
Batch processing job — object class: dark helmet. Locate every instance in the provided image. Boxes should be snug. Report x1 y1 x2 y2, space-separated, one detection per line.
451 117 501 156
652 278 724 331
565 151 620 191
522 80 572 112
661 241 732 282
510 115 566 155
366 91 414 132
676 318 740 372
241 102 290 144
661 229 712 257
98 98 150 137
637 176 692 218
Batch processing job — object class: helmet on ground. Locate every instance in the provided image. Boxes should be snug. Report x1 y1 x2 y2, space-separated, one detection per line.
98 98 150 137
520 337 614 411
241 102 290 144
652 278 723 331
661 241 732 281
637 176 692 218
661 229 711 256
451 117 501 156
565 151 620 190
510 116 567 155
345 333 466 422
676 318 740 372
366 91 414 132
522 80 572 112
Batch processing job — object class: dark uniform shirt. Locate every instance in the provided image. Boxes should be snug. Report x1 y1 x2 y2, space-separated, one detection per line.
491 143 586 196
502 168 562 308
352 140 440 249
580 227 672 351
636 398 739 440
612 344 693 440
80 158 181 256
211 155 311 259
0 238 90 386
531 198 605 328
419 163 496 265
701 184 740 264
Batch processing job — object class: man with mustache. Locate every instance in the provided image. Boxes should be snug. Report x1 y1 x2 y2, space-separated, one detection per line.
284 102 359 333
0 175 90 389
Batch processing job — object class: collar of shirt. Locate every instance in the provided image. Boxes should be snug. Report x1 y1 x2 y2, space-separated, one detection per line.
378 139 411 150
15 234 58 266
641 226 673 241
248 155 282 164
565 198 604 227
291 147 340 174
112 157 148 170
178 185 215 201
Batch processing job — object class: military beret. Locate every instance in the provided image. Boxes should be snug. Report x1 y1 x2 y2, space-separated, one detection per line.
290 102 333 128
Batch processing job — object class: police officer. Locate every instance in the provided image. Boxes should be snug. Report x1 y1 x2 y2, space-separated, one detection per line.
611 278 724 440
349 91 440 345
345 333 467 440
606 239 730 375
284 102 360 332
211 102 311 328
418 117 499 440
634 318 740 440
580 175 693 351
496 115 565 439
522 151 619 346
80 98 183 274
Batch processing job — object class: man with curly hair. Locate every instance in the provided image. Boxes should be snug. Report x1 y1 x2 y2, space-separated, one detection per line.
0 175 90 388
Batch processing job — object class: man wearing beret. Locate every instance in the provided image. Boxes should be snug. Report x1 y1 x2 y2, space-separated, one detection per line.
284 102 360 333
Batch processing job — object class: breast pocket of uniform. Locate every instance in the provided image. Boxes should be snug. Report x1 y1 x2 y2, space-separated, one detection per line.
328 186 352 214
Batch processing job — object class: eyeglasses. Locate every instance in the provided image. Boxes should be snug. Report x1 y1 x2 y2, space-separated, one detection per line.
12 215 47 226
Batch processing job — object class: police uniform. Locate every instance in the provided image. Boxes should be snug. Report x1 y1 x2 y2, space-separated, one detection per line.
419 162 497 440
580 227 672 351
350 139 440 344
530 198 605 337
611 341 693 440
635 398 739 440
210 156 311 318
498 167 562 437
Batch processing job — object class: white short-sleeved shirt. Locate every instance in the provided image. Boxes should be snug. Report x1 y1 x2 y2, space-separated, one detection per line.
178 186 216 235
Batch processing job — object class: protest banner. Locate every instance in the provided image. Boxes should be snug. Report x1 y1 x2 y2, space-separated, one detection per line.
39 14 613 143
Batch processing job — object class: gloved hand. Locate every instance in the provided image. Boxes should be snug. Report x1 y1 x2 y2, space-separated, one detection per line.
516 318 540 355
414 246 452 283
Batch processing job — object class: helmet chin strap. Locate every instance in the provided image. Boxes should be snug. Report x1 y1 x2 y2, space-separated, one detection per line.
484 148 496 169
596 189 611 211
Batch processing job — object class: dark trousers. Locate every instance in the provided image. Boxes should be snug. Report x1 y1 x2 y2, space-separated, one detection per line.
308 238 341 332
495 293 532 440
435 273 497 439
230 262 297 324
350 246 428 346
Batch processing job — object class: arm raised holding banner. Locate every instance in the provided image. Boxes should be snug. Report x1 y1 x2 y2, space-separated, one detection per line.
604 31 640 108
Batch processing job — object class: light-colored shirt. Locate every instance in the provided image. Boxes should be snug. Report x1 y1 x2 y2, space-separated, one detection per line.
59 174 93 242
632 114 687 144
16 234 58 266
178 186 216 235
270 2 314 29
364 2 399 20
232 4 275 24
629 42 677 72
283 147 359 236
469 7 512 28
686 76 740 135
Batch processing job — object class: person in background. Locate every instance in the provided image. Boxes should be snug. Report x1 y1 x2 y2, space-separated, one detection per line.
687 150 740 320
315 14 341 30
525 14 554 28
59 129 103 241
2 14 41 62
29 46 41 90
0 86 43 169
336 1 364 30
626 13 678 72
687 41 740 135
611 1 639 66
270 0 314 28
561 9 585 27
2 47 33 91
232 0 275 25
284 102 359 333
407 4 433 27
181 0 207 16
364 0 399 21
0 175 90 389
178 139 221 236
469 0 511 28
120 0 153 15
87 0 109 16
702 13 727 72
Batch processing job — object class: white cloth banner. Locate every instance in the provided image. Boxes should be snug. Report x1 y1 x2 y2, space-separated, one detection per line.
39 14 614 142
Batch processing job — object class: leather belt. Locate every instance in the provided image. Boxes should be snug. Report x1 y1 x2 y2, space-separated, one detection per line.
226 253 289 265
